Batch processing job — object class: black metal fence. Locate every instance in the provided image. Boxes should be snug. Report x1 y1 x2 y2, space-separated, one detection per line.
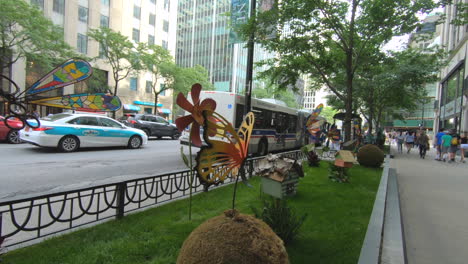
0 150 305 248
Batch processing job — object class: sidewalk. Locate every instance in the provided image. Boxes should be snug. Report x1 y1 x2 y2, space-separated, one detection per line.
390 144 468 264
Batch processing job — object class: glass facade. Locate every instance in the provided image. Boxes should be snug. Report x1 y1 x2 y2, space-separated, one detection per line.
176 0 233 91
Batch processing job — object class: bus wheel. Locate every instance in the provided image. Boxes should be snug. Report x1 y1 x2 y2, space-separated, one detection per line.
257 138 268 156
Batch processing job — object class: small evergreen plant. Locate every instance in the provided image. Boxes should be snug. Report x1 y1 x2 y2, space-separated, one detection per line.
251 197 307 245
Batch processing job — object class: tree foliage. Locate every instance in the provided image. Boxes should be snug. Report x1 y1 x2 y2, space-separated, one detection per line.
238 0 443 140
355 47 446 133
0 0 75 84
138 43 173 114
88 27 140 98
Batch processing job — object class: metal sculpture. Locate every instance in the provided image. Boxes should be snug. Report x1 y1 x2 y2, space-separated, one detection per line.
29 92 122 111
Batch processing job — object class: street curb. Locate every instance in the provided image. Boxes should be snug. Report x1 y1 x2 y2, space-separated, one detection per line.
357 157 389 264
358 155 406 264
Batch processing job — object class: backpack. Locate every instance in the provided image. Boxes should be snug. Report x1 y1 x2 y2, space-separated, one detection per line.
451 137 458 145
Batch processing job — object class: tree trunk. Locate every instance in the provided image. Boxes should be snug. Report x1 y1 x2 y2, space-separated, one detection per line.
112 80 119 118
153 92 159 115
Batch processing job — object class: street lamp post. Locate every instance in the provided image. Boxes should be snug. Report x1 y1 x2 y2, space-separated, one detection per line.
244 0 256 116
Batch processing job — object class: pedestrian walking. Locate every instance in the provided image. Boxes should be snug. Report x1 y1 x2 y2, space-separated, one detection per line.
460 133 467 163
440 131 452 162
448 130 460 163
417 131 430 159
396 131 405 154
405 131 415 154
434 128 445 161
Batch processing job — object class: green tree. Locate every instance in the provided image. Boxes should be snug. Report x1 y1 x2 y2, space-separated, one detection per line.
239 0 442 141
321 106 339 124
168 65 213 118
139 44 174 114
88 28 140 100
355 48 445 133
0 0 75 89
252 83 299 108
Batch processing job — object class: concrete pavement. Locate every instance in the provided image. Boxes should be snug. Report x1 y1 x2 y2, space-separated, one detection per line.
390 144 468 264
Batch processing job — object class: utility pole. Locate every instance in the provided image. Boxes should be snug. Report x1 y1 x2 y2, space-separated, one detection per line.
244 0 256 116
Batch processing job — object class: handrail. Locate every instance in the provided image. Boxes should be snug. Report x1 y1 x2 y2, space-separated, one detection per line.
0 150 305 249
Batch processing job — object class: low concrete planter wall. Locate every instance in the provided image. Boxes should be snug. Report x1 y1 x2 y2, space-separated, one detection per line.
358 156 406 264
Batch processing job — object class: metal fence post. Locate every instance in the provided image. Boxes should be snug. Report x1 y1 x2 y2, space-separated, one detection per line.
249 159 253 178
116 182 126 219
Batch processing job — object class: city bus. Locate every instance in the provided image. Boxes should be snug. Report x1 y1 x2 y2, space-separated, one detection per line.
179 91 309 156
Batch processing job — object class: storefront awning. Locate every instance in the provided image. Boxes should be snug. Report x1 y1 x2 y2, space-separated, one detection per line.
158 108 171 114
123 104 141 111
133 101 163 107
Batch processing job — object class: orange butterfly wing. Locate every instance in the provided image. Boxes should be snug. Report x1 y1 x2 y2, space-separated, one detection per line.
195 112 255 187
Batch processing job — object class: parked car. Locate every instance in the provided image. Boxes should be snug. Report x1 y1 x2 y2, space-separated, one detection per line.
19 113 148 152
118 114 180 139
0 115 23 144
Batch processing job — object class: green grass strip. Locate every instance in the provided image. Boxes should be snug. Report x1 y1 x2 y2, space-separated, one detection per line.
2 162 381 264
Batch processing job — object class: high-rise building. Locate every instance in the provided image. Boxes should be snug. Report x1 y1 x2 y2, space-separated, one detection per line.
3 0 178 119
176 0 300 101
390 13 443 131
435 2 467 134
176 0 233 92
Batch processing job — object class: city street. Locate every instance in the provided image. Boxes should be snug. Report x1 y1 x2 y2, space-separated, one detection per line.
0 138 187 201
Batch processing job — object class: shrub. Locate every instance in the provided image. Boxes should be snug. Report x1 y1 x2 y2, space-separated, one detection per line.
251 197 307 245
357 144 385 168
301 145 320 167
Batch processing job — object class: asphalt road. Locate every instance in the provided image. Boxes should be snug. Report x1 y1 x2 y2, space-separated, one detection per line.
0 138 188 200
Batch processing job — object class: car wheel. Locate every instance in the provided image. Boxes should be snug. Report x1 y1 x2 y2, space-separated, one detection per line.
58 136 79 152
128 135 142 149
257 138 268 156
7 130 21 144
143 129 151 137
172 131 180 140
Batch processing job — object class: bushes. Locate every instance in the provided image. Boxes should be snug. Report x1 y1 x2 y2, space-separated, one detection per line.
356 144 385 168
251 197 307 245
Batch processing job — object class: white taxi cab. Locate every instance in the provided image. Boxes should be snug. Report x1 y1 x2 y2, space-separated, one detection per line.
20 113 148 152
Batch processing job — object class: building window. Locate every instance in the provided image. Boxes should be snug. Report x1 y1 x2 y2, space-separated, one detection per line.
146 81 152 93
101 0 110 6
149 13 156 26
99 43 106 58
132 28 140 42
133 5 141 19
130 77 138 91
77 34 88 54
150 0 156 4
53 0 65 14
164 0 169 11
163 20 169 32
162 40 168 50
100 15 109 28
160 83 166 96
31 0 44 9
78 6 88 23
148 35 155 45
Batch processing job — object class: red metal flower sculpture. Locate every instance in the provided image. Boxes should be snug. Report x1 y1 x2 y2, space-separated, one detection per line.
175 83 216 147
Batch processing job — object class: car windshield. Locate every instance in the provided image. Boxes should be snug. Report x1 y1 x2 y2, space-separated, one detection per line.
41 113 72 122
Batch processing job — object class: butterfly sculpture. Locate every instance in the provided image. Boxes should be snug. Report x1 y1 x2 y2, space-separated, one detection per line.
195 111 255 187
0 58 93 129
306 103 324 143
29 92 122 112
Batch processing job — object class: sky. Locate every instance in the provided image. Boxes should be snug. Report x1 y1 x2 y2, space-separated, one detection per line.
383 7 444 52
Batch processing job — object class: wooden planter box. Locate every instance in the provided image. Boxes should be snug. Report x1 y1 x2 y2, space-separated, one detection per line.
261 170 301 199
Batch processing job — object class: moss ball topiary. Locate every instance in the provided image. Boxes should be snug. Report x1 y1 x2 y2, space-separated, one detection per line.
357 144 385 168
177 209 289 264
